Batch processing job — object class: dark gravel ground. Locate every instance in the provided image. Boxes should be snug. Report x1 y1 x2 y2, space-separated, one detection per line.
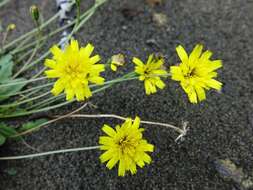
1 0 253 189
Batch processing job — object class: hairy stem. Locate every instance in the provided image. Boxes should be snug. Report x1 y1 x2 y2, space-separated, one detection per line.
0 145 100 160
68 114 184 134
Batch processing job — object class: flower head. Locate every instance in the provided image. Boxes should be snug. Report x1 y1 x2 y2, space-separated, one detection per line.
99 117 154 176
45 39 105 101
110 53 125 72
170 44 222 103
133 54 168 95
7 23 16 31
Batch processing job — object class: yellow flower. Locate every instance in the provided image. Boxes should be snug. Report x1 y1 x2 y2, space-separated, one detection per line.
110 53 125 72
99 117 154 176
170 44 222 103
133 54 168 95
7 24 16 31
45 39 105 101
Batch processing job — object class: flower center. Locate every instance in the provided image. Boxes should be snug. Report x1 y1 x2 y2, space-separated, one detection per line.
144 68 153 78
118 136 137 153
185 68 197 78
65 64 84 78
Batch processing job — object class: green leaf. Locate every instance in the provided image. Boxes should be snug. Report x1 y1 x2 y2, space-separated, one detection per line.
0 78 27 101
4 168 17 176
0 54 27 102
18 119 48 133
0 133 6 145
0 122 17 137
0 54 13 82
0 107 27 118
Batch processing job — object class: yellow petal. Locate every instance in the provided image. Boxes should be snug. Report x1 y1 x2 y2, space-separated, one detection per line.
200 50 213 61
155 79 165 89
176 45 188 64
51 79 65 96
132 117 140 129
99 136 113 145
143 143 154 152
84 86 92 98
106 156 119 169
136 160 145 168
206 79 222 90
139 75 145 81
188 90 198 103
100 150 114 163
50 45 62 58
195 85 206 102
91 64 105 73
133 57 144 66
208 60 222 72
70 39 79 52
189 44 203 65
129 162 137 175
118 159 126 176
75 85 85 101
152 69 167 77
88 76 105 84
100 145 110 150
111 64 117 71
83 44 94 57
45 59 57 68
144 80 152 95
142 153 151 164
45 70 61 78
65 88 74 101
90 55 101 64
170 66 184 81
102 125 116 137
147 54 154 64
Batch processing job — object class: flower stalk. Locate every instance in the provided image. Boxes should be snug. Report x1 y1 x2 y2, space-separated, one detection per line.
0 146 100 160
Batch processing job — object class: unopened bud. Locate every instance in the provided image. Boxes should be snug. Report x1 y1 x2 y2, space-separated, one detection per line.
7 23 16 31
30 5 40 22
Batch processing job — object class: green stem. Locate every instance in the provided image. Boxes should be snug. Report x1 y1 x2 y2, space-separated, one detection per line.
0 77 46 88
77 2 81 25
27 94 64 110
16 49 33 63
13 0 108 73
13 43 40 78
26 75 134 110
0 100 72 118
0 146 100 160
0 92 50 108
90 76 138 88
1 71 135 114
18 88 42 101
22 52 49 71
0 82 112 119
11 20 73 54
1 31 9 49
0 82 53 98
11 1 100 55
0 0 10 8
14 35 34 55
32 67 46 79
1 11 61 51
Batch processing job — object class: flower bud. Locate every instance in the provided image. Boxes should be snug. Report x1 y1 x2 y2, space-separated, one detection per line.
110 54 125 72
7 23 16 31
30 5 40 22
